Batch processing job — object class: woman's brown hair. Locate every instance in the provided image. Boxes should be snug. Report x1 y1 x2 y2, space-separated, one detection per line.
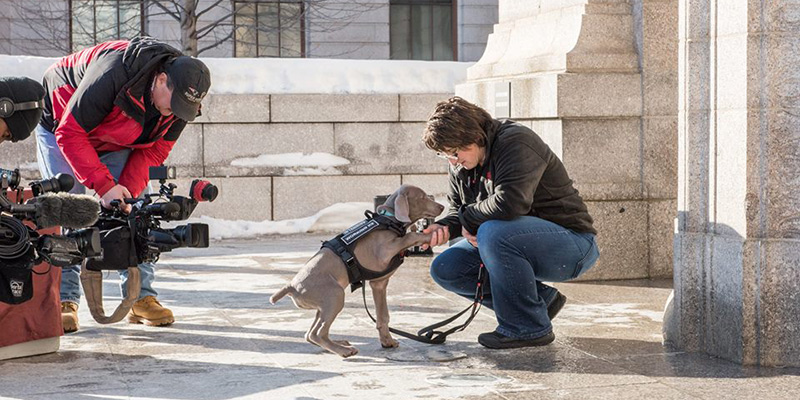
422 96 494 152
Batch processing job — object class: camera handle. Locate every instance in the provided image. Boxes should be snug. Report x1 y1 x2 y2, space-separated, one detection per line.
79 264 141 324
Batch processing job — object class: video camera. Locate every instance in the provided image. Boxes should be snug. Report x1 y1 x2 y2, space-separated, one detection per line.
0 167 101 304
85 166 218 271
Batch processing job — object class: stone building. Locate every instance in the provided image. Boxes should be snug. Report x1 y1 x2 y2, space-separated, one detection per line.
0 0 497 61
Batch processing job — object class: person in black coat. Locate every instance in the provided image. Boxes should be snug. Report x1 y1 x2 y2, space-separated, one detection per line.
422 97 600 349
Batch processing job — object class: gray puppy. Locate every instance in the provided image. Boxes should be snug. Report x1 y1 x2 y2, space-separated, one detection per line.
271 185 444 357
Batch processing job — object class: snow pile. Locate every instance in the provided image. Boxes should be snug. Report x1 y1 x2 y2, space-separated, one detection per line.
175 195 450 240
231 152 350 175
180 202 374 240
202 58 471 94
0 55 471 94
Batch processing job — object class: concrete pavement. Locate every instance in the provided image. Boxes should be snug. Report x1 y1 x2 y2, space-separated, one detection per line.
1 234 799 399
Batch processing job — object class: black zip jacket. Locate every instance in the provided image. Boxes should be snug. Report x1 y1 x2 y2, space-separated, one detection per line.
435 119 596 238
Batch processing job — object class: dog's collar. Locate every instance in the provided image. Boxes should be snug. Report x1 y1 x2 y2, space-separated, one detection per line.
378 209 395 217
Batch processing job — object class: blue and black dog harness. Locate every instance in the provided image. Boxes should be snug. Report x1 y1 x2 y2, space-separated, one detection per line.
321 210 407 292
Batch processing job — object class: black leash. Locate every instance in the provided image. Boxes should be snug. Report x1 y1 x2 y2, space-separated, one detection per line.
362 263 487 345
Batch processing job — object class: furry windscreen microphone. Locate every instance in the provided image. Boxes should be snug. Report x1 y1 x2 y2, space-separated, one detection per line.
27 193 100 229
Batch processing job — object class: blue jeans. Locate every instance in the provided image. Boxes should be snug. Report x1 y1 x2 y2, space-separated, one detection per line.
34 124 158 304
430 216 599 339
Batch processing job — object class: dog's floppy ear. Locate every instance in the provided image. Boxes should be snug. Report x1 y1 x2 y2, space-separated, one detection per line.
393 193 411 223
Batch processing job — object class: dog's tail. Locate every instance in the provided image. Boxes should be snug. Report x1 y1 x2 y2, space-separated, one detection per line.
270 285 295 304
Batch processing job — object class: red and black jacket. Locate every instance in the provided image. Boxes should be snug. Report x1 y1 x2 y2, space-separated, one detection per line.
40 37 188 198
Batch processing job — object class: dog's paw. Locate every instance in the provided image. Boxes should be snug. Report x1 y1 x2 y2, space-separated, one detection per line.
338 346 359 358
381 338 399 348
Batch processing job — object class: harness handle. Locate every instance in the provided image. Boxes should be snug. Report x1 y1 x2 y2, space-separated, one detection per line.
362 263 486 345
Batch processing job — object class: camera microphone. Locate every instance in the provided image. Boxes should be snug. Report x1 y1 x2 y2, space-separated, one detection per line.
190 179 218 202
21 193 100 229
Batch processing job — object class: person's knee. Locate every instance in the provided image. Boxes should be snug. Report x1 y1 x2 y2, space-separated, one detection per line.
476 219 507 247
429 254 452 284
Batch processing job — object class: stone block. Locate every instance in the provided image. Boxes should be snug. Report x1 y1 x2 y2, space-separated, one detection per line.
530 119 563 159
198 40 232 57
562 118 642 201
193 94 270 124
706 234 745 363
558 73 643 118
714 109 747 237
715 34 748 111
308 23 389 43
643 116 677 200
759 110 799 229
271 94 398 122
305 1 388 24
454 81 493 115
165 123 203 178
399 94 451 122
761 34 800 111
204 123 335 177
273 175 401 220
763 110 800 239
306 42 390 60
716 0 748 36
685 0 711 40
741 238 760 364
459 6 499 25
642 0 679 72
145 20 180 38
649 199 676 278
678 111 711 234
0 18 10 38
755 239 800 366
576 200 649 281
334 122 447 175
510 75 559 119
460 24 494 44
459 44 490 62
668 231 707 352
683 40 711 112
170 177 272 221
643 71 679 117
0 137 39 180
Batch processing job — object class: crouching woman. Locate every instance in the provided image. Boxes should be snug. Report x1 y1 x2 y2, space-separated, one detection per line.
422 97 599 349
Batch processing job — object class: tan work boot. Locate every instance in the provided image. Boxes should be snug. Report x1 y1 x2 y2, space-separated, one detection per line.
61 301 79 333
127 296 174 326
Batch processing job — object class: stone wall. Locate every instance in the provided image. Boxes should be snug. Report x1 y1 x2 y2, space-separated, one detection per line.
455 0 679 281
664 0 800 367
1 94 453 222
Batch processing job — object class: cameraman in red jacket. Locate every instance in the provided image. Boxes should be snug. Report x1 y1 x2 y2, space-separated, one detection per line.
35 37 211 333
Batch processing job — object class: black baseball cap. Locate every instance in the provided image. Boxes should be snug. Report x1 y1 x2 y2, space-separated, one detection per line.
0 76 46 142
166 56 211 122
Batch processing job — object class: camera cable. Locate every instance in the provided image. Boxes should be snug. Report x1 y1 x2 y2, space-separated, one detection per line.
0 214 31 260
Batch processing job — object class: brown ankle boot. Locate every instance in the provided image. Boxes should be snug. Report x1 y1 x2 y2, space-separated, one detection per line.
127 296 174 326
61 301 79 333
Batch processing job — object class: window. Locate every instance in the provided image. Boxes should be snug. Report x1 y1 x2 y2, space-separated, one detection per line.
70 0 143 52
390 0 454 61
234 1 304 58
